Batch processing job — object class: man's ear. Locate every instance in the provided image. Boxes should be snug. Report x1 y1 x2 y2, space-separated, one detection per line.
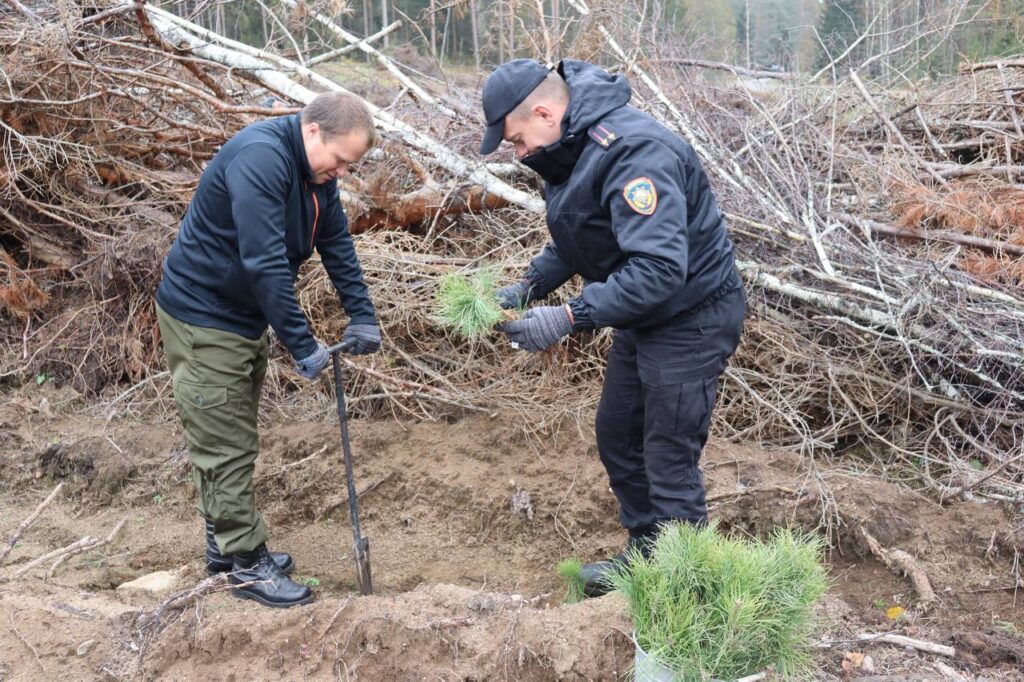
533 104 557 126
304 121 321 138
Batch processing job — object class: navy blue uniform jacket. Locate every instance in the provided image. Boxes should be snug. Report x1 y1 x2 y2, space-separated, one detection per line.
523 61 736 330
156 114 376 360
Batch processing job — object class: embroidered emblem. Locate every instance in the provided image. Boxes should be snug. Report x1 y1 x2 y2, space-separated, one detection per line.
589 123 617 147
623 176 657 215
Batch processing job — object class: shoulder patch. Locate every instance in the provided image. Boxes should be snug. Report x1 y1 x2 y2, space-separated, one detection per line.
623 176 657 215
588 123 618 148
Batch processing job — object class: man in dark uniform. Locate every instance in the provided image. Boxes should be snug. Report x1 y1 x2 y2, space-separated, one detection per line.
479 60 745 596
156 92 381 608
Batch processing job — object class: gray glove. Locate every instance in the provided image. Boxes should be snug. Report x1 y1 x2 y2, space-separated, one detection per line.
497 305 573 353
496 279 534 310
295 342 329 379
342 323 381 355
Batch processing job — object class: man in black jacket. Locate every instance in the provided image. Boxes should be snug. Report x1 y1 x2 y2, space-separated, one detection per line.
480 60 745 596
156 92 380 608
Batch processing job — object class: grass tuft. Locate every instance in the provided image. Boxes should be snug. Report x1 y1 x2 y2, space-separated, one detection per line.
607 520 828 681
556 557 586 604
433 271 506 339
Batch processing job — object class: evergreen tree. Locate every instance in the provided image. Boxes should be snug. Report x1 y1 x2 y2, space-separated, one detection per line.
815 0 866 71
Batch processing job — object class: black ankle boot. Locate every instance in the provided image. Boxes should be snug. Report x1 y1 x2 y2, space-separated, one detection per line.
205 521 295 576
229 544 314 608
579 533 655 598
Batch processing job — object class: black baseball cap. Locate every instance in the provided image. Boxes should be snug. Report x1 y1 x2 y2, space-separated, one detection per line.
479 59 555 155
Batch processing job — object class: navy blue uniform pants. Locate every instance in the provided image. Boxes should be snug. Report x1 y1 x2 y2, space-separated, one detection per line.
595 276 745 537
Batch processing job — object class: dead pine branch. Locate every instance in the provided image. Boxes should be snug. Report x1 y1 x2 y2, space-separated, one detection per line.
0 482 65 563
6 515 128 581
856 632 956 657
349 184 513 234
47 515 129 579
849 71 947 185
860 527 938 606
135 573 230 635
834 214 1024 258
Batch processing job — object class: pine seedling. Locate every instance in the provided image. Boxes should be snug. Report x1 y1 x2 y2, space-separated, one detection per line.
556 557 586 604
607 520 828 681
434 271 508 339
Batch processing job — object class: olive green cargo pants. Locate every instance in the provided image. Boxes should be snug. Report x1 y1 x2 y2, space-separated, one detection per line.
157 304 269 555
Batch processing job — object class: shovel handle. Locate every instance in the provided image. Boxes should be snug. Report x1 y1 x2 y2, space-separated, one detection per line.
329 339 372 594
326 339 357 355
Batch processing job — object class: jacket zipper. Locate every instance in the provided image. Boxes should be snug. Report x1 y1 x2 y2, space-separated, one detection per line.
306 181 320 250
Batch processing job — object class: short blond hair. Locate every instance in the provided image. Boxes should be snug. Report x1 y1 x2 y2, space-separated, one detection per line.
510 72 569 120
302 92 377 146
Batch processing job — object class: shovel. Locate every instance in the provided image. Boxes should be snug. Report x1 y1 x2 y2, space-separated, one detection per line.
326 339 373 595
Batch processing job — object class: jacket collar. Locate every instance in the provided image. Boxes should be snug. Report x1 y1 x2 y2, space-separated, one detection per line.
286 114 314 182
519 111 588 185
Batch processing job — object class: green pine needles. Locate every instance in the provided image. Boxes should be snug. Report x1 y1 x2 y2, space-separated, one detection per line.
608 521 828 681
434 271 506 339
556 557 586 604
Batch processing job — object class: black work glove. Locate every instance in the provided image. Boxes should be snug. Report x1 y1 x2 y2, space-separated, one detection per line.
342 323 381 355
496 279 534 310
497 305 573 353
295 342 330 379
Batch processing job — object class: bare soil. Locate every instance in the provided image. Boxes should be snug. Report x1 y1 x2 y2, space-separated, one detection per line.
0 383 1022 680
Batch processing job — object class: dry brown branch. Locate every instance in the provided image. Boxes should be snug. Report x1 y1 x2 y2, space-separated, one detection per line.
254 444 328 483
349 184 513 233
855 633 955 657
8 611 45 673
849 70 947 185
47 515 129 578
317 472 397 520
706 485 798 503
924 163 1024 181
7 537 96 581
5 515 128 581
134 3 228 100
307 20 402 66
835 214 1024 257
860 527 938 605
136 569 230 630
0 482 64 563
656 58 793 80
963 59 1024 72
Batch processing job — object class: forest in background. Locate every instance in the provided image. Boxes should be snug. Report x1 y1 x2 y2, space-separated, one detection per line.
165 0 1024 76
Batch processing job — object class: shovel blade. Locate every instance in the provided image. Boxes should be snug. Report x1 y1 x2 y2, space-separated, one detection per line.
354 536 373 595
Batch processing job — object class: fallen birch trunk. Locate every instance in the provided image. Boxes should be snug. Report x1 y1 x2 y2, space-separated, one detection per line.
141 4 545 216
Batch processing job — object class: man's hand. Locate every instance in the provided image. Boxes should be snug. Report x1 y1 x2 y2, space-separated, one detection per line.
342 323 381 355
295 342 330 379
497 305 573 353
496 279 533 310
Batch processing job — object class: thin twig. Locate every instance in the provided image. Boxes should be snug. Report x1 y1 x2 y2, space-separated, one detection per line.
47 515 129 579
0 483 65 563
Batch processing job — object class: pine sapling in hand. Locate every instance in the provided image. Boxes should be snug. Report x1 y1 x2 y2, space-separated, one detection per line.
434 270 516 339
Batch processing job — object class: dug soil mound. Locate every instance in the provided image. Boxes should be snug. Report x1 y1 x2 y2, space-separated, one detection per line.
0 387 1022 680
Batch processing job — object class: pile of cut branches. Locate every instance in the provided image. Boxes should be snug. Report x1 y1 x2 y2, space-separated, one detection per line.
1 0 1021 510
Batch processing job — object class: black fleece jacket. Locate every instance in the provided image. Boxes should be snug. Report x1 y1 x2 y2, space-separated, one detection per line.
157 114 376 360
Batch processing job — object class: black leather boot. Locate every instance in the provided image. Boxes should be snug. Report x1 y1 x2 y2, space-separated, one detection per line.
579 532 656 598
205 520 295 576
229 544 314 608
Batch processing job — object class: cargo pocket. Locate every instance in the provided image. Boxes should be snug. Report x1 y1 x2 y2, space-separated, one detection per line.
173 380 231 448
640 357 721 436
673 375 718 435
